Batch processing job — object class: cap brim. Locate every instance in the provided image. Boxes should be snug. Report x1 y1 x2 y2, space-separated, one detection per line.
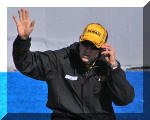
80 36 105 48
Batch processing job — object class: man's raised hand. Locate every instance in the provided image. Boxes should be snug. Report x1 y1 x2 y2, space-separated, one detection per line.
13 8 35 40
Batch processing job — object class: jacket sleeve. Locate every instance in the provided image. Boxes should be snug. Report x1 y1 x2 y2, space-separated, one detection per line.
13 35 57 81
106 62 135 106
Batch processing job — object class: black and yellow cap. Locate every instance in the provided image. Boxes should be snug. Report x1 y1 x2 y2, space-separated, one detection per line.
80 23 107 48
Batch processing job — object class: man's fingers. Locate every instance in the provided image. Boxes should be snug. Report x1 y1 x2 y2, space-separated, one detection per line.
13 16 19 25
101 43 112 48
25 10 30 21
101 51 111 58
30 20 35 28
103 43 112 46
21 8 25 20
101 44 114 51
102 46 113 51
101 51 111 55
18 9 23 22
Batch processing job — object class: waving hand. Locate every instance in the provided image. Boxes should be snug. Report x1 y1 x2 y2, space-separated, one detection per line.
13 8 35 40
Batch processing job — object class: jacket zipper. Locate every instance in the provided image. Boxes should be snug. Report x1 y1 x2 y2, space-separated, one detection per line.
81 84 84 112
81 72 89 113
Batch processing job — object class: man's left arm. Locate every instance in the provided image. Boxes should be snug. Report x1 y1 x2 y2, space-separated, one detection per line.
101 43 135 105
106 63 135 106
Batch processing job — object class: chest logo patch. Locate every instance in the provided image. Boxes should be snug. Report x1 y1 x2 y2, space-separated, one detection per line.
65 74 78 81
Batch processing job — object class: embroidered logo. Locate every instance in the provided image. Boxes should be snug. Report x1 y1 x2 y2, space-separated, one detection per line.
88 29 101 37
65 75 78 81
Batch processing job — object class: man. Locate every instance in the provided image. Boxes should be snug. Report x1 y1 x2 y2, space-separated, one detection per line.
12 8 135 120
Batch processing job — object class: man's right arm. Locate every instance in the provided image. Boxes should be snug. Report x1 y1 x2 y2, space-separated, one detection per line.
12 8 56 81
13 35 57 81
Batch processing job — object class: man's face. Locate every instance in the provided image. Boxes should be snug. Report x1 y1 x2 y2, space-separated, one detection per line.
79 41 100 64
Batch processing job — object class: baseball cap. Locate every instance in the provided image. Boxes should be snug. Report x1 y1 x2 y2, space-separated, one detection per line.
80 23 108 48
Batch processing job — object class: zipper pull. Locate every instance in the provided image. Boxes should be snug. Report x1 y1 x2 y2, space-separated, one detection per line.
85 71 89 79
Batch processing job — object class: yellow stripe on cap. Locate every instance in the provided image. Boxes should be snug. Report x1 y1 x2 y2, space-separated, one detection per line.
80 23 107 48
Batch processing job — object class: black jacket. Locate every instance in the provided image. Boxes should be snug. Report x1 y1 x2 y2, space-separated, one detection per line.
13 36 135 120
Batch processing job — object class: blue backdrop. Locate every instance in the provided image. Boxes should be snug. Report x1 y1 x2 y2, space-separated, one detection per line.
0 71 145 119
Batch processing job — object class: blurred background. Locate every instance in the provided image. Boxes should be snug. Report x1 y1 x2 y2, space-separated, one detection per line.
7 7 143 71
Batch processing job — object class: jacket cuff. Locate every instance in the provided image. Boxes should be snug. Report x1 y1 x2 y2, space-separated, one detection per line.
109 60 121 71
13 35 31 51
110 66 122 73
16 35 30 41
